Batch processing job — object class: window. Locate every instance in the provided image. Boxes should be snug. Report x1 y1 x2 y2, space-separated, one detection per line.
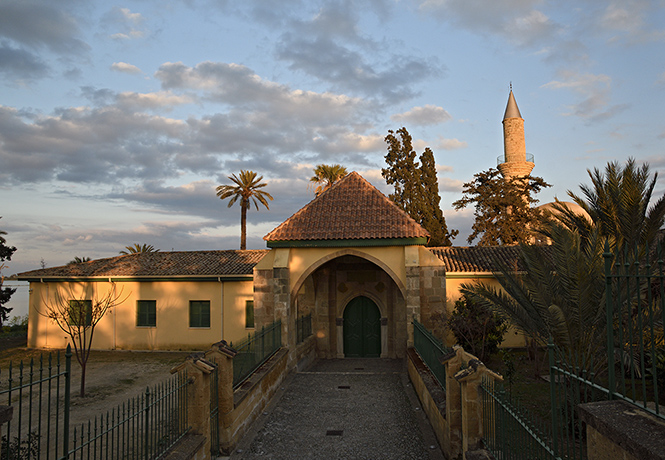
136 300 156 327
189 301 210 328
245 300 254 329
68 300 92 327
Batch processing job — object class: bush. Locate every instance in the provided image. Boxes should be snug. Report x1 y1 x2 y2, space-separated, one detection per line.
447 295 507 362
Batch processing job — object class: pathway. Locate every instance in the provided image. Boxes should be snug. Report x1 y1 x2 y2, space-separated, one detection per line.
228 358 446 460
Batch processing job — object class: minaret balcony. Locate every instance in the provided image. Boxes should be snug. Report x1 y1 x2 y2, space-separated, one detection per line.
497 153 534 166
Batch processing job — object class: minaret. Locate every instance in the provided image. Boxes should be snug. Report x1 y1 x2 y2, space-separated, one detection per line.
497 88 534 179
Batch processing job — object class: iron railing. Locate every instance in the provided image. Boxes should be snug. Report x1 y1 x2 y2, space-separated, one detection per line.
1 347 71 459
296 313 312 344
480 378 558 460
497 153 534 166
412 319 451 390
0 346 192 460
231 319 282 388
66 372 191 459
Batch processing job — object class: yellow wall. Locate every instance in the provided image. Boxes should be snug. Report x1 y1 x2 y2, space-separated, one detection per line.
256 246 410 297
445 274 526 348
27 278 254 350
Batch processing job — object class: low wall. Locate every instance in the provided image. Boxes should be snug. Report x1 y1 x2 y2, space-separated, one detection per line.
407 348 450 458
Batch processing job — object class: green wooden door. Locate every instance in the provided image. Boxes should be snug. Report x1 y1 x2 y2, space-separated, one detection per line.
343 296 381 357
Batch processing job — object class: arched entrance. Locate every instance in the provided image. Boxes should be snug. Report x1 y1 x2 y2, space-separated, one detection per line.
343 296 381 357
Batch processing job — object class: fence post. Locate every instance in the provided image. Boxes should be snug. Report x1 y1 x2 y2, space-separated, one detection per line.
548 337 558 456
603 240 615 398
144 387 150 460
171 353 216 458
63 344 72 460
205 341 237 455
454 354 503 455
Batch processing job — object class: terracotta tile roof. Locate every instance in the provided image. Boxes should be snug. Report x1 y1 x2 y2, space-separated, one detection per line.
428 246 552 273
264 171 429 242
16 250 269 279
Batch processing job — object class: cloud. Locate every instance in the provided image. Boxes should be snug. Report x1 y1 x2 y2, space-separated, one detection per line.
116 91 195 111
391 105 452 126
0 2 89 55
432 136 467 150
103 7 147 40
542 71 628 121
111 62 143 75
0 43 49 81
272 3 441 103
439 177 464 192
419 0 559 48
598 1 665 44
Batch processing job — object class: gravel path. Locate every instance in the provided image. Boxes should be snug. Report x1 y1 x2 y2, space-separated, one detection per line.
229 359 446 460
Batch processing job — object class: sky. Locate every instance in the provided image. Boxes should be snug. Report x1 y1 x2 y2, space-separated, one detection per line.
2 0 665 317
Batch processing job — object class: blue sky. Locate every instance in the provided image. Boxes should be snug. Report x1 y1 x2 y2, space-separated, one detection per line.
2 0 665 317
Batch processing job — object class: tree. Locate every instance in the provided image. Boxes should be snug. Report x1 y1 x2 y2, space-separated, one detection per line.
453 168 551 246
216 170 273 250
382 127 457 246
310 164 348 196
548 158 665 258
119 244 159 255
460 222 607 374
68 256 91 265
0 218 17 328
40 283 128 397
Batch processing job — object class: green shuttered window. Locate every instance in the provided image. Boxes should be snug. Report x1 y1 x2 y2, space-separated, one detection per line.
189 300 210 328
136 300 156 327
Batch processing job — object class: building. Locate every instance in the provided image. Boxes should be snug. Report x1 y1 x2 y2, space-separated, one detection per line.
18 90 533 354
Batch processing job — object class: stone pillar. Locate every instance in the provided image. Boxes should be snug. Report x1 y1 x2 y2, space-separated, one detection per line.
336 317 344 358
253 268 273 329
205 341 237 455
404 246 421 348
440 347 465 458
380 317 388 358
171 353 217 457
0 406 13 443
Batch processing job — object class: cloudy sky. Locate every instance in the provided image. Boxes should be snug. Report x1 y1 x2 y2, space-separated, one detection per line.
2 0 664 316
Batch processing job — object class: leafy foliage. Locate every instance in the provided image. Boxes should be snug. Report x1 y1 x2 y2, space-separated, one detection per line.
547 158 665 258
1 433 40 460
447 295 507 362
460 222 608 372
0 217 17 327
382 127 457 246
310 164 348 195
453 168 550 245
119 244 159 255
216 170 273 250
68 256 91 264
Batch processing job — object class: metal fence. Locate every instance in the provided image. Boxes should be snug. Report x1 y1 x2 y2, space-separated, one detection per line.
480 378 558 460
231 319 282 388
412 318 451 390
296 313 312 344
0 346 192 460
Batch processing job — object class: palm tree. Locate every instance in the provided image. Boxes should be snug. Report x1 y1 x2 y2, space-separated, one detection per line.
310 164 348 196
460 222 608 373
68 256 91 265
548 158 665 258
216 170 273 250
120 244 159 255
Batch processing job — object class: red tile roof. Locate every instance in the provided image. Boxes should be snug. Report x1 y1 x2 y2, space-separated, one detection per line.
429 246 552 272
264 172 429 242
16 250 269 279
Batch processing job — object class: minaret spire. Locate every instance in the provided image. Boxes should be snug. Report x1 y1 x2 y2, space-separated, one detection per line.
498 87 533 179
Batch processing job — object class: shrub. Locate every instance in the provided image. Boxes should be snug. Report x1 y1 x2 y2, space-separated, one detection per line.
447 295 507 362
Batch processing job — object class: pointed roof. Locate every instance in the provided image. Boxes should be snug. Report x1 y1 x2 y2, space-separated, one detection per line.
264 172 429 245
503 90 522 120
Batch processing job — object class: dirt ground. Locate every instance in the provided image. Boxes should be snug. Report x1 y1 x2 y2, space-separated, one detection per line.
0 337 192 427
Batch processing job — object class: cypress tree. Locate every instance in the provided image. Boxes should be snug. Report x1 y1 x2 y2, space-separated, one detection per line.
382 128 457 246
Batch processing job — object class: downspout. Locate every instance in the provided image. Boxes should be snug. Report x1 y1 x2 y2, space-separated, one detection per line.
218 277 224 341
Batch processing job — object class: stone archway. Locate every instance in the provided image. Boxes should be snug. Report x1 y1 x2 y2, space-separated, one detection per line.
343 296 381 357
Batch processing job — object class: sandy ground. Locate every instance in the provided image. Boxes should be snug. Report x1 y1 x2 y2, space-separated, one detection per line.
0 339 192 429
